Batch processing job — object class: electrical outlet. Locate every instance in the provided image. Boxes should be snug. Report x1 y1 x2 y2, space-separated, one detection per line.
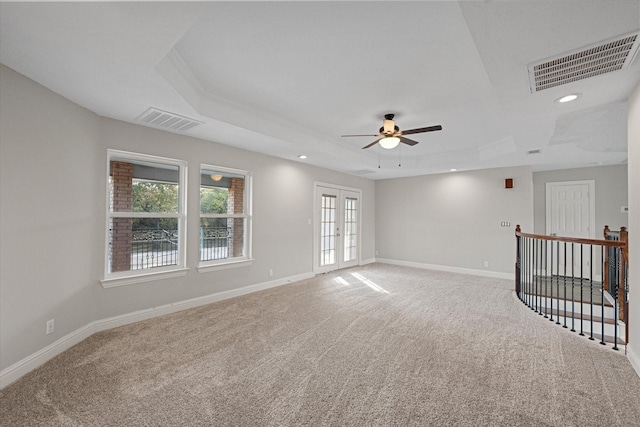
375 250 379 256
268 269 273 277
46 319 54 335
483 261 489 268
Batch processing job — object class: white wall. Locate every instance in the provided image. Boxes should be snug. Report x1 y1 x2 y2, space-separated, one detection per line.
375 166 534 275
532 165 628 236
628 82 640 376
1 65 102 376
0 65 375 377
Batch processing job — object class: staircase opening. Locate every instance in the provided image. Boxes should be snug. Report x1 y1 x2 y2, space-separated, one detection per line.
515 225 629 348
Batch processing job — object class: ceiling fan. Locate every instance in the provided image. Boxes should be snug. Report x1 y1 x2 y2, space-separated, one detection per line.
342 113 442 149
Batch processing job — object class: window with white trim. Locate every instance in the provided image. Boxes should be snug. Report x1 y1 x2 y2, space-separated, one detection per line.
103 150 187 285
199 165 252 270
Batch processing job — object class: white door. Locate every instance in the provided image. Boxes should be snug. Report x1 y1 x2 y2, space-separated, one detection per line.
546 181 595 277
315 185 360 273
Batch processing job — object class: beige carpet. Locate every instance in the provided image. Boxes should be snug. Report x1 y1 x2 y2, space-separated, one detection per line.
2 264 639 426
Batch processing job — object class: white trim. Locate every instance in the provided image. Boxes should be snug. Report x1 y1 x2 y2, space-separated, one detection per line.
104 149 188 282
100 267 189 288
199 164 253 266
200 213 247 219
109 212 181 219
0 323 97 389
628 343 640 379
0 271 314 389
545 180 596 238
197 258 254 273
313 182 363 274
360 258 376 266
375 258 514 280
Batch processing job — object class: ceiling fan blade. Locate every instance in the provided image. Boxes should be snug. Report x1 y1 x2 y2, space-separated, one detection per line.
362 139 382 149
341 134 380 137
401 125 443 135
399 136 420 146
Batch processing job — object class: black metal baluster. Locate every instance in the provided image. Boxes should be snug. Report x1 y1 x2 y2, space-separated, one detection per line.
525 236 529 303
563 242 568 328
523 236 528 305
600 246 606 346
613 246 619 351
543 240 548 318
533 239 540 313
556 241 561 325
579 244 585 336
524 236 529 306
550 240 555 322
529 237 534 310
589 245 595 341
570 243 576 332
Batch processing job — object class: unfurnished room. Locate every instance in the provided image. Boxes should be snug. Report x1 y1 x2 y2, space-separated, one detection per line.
1 1 640 425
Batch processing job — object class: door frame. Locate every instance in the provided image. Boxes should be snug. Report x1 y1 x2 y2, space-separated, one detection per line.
545 180 595 238
313 182 362 274
545 180 596 278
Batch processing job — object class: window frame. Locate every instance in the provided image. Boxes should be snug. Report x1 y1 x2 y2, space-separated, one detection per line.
101 149 188 288
198 164 253 273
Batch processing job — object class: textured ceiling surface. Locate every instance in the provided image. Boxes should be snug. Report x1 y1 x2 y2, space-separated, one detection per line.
1 1 639 179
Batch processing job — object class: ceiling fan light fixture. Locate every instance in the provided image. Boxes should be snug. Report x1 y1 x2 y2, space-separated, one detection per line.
383 119 395 134
379 136 400 149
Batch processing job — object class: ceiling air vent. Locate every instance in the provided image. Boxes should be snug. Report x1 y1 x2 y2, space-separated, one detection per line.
527 32 639 93
136 107 203 132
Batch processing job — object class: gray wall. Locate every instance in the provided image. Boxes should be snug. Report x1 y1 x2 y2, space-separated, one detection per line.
628 82 640 374
375 166 534 274
0 64 376 372
532 165 628 236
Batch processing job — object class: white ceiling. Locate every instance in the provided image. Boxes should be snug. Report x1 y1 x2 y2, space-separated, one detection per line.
1 1 639 179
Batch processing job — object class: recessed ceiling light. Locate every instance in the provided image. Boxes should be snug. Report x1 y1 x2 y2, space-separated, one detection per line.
555 93 580 103
450 168 457 172
298 155 307 159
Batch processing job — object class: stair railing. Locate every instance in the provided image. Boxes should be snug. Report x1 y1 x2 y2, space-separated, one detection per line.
515 225 629 349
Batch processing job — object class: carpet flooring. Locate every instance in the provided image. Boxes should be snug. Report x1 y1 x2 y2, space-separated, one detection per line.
1 263 639 426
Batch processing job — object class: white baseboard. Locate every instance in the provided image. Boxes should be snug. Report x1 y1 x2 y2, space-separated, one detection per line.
628 342 640 379
0 323 97 389
360 258 376 266
0 271 314 389
375 258 513 280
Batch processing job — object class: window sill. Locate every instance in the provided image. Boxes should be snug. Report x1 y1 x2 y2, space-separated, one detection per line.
100 267 189 288
198 258 254 273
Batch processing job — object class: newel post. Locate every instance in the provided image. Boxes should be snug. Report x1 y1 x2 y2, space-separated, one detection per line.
619 227 628 336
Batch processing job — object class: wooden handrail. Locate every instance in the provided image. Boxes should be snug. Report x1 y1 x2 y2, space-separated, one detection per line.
515 224 629 345
514 225 626 248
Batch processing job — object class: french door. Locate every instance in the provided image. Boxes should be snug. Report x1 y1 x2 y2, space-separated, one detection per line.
314 185 361 273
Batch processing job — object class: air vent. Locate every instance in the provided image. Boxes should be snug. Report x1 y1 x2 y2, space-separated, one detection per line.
136 108 203 132
527 149 542 155
528 32 639 92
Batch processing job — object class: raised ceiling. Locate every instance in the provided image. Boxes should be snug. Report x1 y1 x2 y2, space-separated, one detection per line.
1 1 639 179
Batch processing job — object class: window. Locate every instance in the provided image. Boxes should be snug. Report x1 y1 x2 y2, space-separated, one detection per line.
102 150 187 286
199 165 252 271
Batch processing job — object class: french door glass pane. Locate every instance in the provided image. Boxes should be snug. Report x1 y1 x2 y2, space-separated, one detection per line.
344 197 357 262
320 195 336 266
